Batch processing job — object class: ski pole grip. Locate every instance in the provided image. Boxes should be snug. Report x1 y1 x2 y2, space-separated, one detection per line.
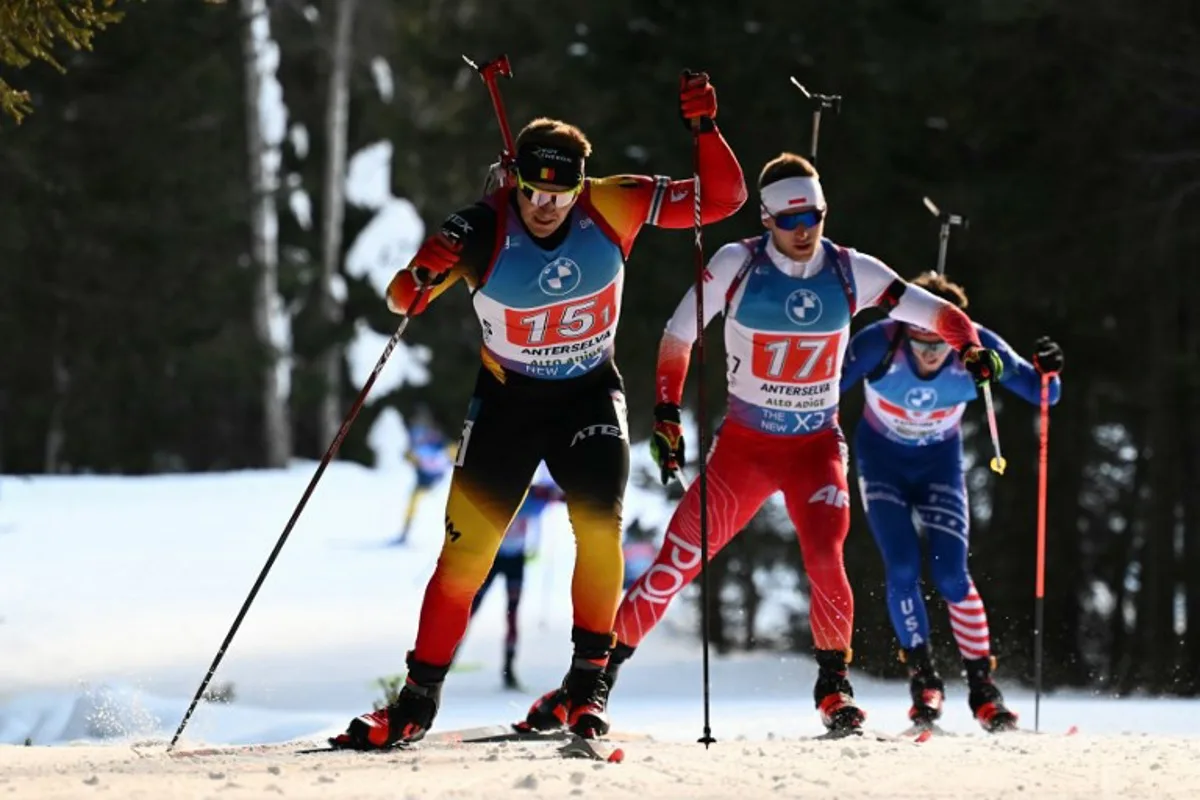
680 68 704 133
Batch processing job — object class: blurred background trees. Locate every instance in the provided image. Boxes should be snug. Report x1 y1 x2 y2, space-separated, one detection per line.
2 0 1196 694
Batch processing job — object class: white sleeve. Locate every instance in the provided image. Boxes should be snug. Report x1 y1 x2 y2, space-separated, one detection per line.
846 249 951 330
662 241 753 343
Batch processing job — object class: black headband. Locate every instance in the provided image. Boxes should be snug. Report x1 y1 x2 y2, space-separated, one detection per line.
515 143 584 188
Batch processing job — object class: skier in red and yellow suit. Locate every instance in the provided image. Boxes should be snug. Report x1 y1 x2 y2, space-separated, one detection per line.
332 72 747 750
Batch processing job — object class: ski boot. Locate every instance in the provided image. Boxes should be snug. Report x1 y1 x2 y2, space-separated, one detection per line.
964 655 1019 733
519 633 630 737
901 645 945 729
813 649 866 736
562 658 613 738
331 653 446 750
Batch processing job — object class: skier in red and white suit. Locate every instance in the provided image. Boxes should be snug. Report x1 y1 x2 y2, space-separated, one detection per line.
524 151 1004 736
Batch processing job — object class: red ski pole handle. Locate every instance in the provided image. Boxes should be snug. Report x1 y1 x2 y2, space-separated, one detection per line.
463 54 516 162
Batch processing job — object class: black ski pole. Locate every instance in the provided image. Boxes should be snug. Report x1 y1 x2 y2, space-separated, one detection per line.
167 280 432 751
683 68 716 749
789 77 841 165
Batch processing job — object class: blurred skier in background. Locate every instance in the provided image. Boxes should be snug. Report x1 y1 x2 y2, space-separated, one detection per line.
391 411 455 547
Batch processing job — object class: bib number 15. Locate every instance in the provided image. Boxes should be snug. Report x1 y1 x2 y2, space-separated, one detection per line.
506 282 619 347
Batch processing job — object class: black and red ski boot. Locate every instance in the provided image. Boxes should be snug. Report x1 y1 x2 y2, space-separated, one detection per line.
814 649 866 735
564 661 613 738
964 655 1019 733
901 645 945 728
517 629 624 738
519 685 570 733
331 653 446 750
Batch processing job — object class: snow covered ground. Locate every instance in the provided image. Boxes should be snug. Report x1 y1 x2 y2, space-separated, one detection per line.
2 464 1199 798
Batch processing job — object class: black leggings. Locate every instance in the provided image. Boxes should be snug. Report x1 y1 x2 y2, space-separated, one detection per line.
411 362 630 666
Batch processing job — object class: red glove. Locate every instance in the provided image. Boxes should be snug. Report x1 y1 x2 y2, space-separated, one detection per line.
411 232 462 279
679 70 717 132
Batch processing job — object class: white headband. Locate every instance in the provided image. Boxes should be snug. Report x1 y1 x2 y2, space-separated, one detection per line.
760 176 826 218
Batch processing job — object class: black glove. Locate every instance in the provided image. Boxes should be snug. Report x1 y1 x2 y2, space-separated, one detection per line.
650 403 685 485
960 345 1004 386
1032 336 1063 375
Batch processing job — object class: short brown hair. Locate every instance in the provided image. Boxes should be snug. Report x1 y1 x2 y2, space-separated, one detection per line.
910 271 969 310
758 152 817 190
515 117 592 160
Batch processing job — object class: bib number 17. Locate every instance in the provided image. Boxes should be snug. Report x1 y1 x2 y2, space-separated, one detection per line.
748 333 839 383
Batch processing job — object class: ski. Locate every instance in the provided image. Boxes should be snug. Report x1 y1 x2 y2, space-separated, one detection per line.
169 722 646 760
807 727 898 742
311 723 575 753
559 734 626 763
168 723 565 758
898 722 955 742
988 723 1078 737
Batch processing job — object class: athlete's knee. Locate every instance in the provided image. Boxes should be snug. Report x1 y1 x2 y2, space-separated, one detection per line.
883 548 923 589
932 563 972 603
624 530 701 608
801 534 848 579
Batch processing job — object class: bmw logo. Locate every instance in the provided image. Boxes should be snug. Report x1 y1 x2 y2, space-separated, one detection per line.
904 387 938 409
785 288 822 326
538 258 582 296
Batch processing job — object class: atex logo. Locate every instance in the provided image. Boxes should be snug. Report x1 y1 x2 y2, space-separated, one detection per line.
809 484 849 508
444 213 473 234
570 423 624 446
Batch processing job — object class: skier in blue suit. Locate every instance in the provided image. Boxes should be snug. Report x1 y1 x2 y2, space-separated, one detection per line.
841 270 1063 732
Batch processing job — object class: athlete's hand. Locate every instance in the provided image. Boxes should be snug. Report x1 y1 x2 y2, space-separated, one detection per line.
961 345 1004 386
650 403 685 485
679 70 717 132
411 232 462 279
1032 336 1063 375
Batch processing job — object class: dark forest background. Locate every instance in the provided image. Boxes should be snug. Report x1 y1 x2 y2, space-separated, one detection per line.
2 0 1198 694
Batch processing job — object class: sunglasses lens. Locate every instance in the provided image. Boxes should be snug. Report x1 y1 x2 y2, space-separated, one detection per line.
911 339 949 354
775 209 822 230
520 183 578 208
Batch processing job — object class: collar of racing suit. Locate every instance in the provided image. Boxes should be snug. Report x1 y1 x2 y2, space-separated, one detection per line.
765 235 826 279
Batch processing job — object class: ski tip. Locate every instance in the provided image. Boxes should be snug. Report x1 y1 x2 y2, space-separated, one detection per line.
914 729 933 744
1065 724 1079 736
607 747 625 764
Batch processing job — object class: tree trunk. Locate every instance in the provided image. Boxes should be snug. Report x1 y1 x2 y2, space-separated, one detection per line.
316 0 359 446
1109 429 1148 693
44 327 69 473
241 0 292 467
1129 247 1179 693
1175 237 1200 693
